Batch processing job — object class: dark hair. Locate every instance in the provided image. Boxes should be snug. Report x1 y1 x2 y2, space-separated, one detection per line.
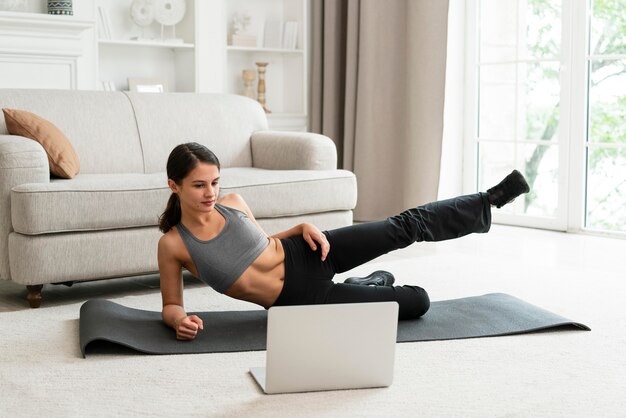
158 142 220 233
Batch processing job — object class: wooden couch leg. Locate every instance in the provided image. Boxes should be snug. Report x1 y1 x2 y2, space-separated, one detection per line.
26 285 43 308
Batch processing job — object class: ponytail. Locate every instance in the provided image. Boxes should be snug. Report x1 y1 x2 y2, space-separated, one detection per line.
159 193 182 233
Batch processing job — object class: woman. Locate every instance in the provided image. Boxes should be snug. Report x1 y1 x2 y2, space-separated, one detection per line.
158 142 529 340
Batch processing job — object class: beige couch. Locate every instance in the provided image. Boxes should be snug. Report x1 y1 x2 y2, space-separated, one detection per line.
0 89 357 307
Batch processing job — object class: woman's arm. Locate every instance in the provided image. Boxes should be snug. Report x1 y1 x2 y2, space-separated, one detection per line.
158 234 204 340
270 223 305 240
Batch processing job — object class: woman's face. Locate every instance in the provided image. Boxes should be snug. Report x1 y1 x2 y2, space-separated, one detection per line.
171 162 220 213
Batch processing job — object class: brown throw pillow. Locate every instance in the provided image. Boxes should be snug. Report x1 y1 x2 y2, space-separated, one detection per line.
2 108 80 178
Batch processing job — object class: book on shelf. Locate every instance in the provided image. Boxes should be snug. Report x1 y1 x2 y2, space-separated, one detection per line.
101 81 116 91
97 6 112 40
263 20 282 49
231 34 257 47
282 21 298 49
263 20 299 50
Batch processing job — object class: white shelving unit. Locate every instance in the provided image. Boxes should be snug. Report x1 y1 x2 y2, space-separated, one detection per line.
95 0 201 93
99 39 194 48
1 0 309 131
221 0 309 131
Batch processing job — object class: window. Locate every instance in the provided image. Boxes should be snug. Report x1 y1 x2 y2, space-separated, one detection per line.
586 0 626 232
466 0 626 235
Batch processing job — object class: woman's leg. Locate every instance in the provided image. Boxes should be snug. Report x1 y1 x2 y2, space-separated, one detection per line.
319 191 489 319
274 193 490 319
325 283 431 320
324 192 491 274
275 236 429 319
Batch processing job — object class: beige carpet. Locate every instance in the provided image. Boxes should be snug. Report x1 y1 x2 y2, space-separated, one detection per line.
1 225 625 417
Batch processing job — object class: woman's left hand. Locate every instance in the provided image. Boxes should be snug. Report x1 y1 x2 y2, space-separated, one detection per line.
302 223 330 261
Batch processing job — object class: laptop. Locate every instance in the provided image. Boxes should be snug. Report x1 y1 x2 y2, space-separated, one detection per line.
249 301 399 394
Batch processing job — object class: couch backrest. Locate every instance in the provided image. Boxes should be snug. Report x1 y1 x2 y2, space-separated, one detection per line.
0 89 144 174
125 92 268 173
0 90 269 175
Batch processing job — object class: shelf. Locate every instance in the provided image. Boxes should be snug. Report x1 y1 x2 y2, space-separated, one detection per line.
227 46 304 54
267 113 307 119
0 10 93 34
222 0 308 129
95 0 308 127
99 39 194 49
95 0 198 93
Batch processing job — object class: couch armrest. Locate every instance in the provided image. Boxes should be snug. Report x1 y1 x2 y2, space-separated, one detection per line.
250 131 338 170
0 135 50 175
0 135 50 279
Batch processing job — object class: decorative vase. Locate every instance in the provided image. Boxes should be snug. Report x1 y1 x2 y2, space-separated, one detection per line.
47 0 73 16
242 69 257 100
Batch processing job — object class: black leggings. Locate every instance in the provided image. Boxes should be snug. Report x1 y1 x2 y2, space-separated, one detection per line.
272 192 492 320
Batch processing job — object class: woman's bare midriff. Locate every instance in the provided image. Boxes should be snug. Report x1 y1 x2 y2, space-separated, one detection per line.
224 237 286 308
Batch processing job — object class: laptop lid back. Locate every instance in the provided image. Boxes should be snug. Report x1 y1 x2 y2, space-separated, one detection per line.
264 301 399 394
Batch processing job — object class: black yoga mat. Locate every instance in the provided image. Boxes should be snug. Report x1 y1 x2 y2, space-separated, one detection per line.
79 293 590 357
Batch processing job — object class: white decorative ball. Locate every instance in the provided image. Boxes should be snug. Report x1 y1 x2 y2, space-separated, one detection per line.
153 0 186 26
130 0 155 27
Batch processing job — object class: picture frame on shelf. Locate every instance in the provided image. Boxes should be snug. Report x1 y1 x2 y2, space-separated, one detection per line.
128 77 168 93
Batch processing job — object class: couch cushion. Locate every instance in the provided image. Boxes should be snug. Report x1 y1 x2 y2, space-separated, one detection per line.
10 168 357 235
2 108 80 178
11 173 169 235
219 168 357 218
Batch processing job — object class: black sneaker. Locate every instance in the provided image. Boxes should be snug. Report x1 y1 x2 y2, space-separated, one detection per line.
487 169 530 208
344 270 395 286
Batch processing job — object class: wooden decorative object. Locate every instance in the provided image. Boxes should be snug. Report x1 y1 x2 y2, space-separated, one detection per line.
255 62 271 113
242 69 256 100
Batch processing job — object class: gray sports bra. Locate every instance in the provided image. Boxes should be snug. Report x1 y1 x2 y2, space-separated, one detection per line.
176 204 269 293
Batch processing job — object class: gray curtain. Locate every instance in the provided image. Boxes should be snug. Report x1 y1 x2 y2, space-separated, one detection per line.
311 0 450 221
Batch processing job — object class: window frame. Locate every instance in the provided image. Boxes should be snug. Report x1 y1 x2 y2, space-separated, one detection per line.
463 0 599 234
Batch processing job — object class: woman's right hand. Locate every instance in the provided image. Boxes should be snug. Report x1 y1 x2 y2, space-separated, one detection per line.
174 315 204 340
302 223 330 261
